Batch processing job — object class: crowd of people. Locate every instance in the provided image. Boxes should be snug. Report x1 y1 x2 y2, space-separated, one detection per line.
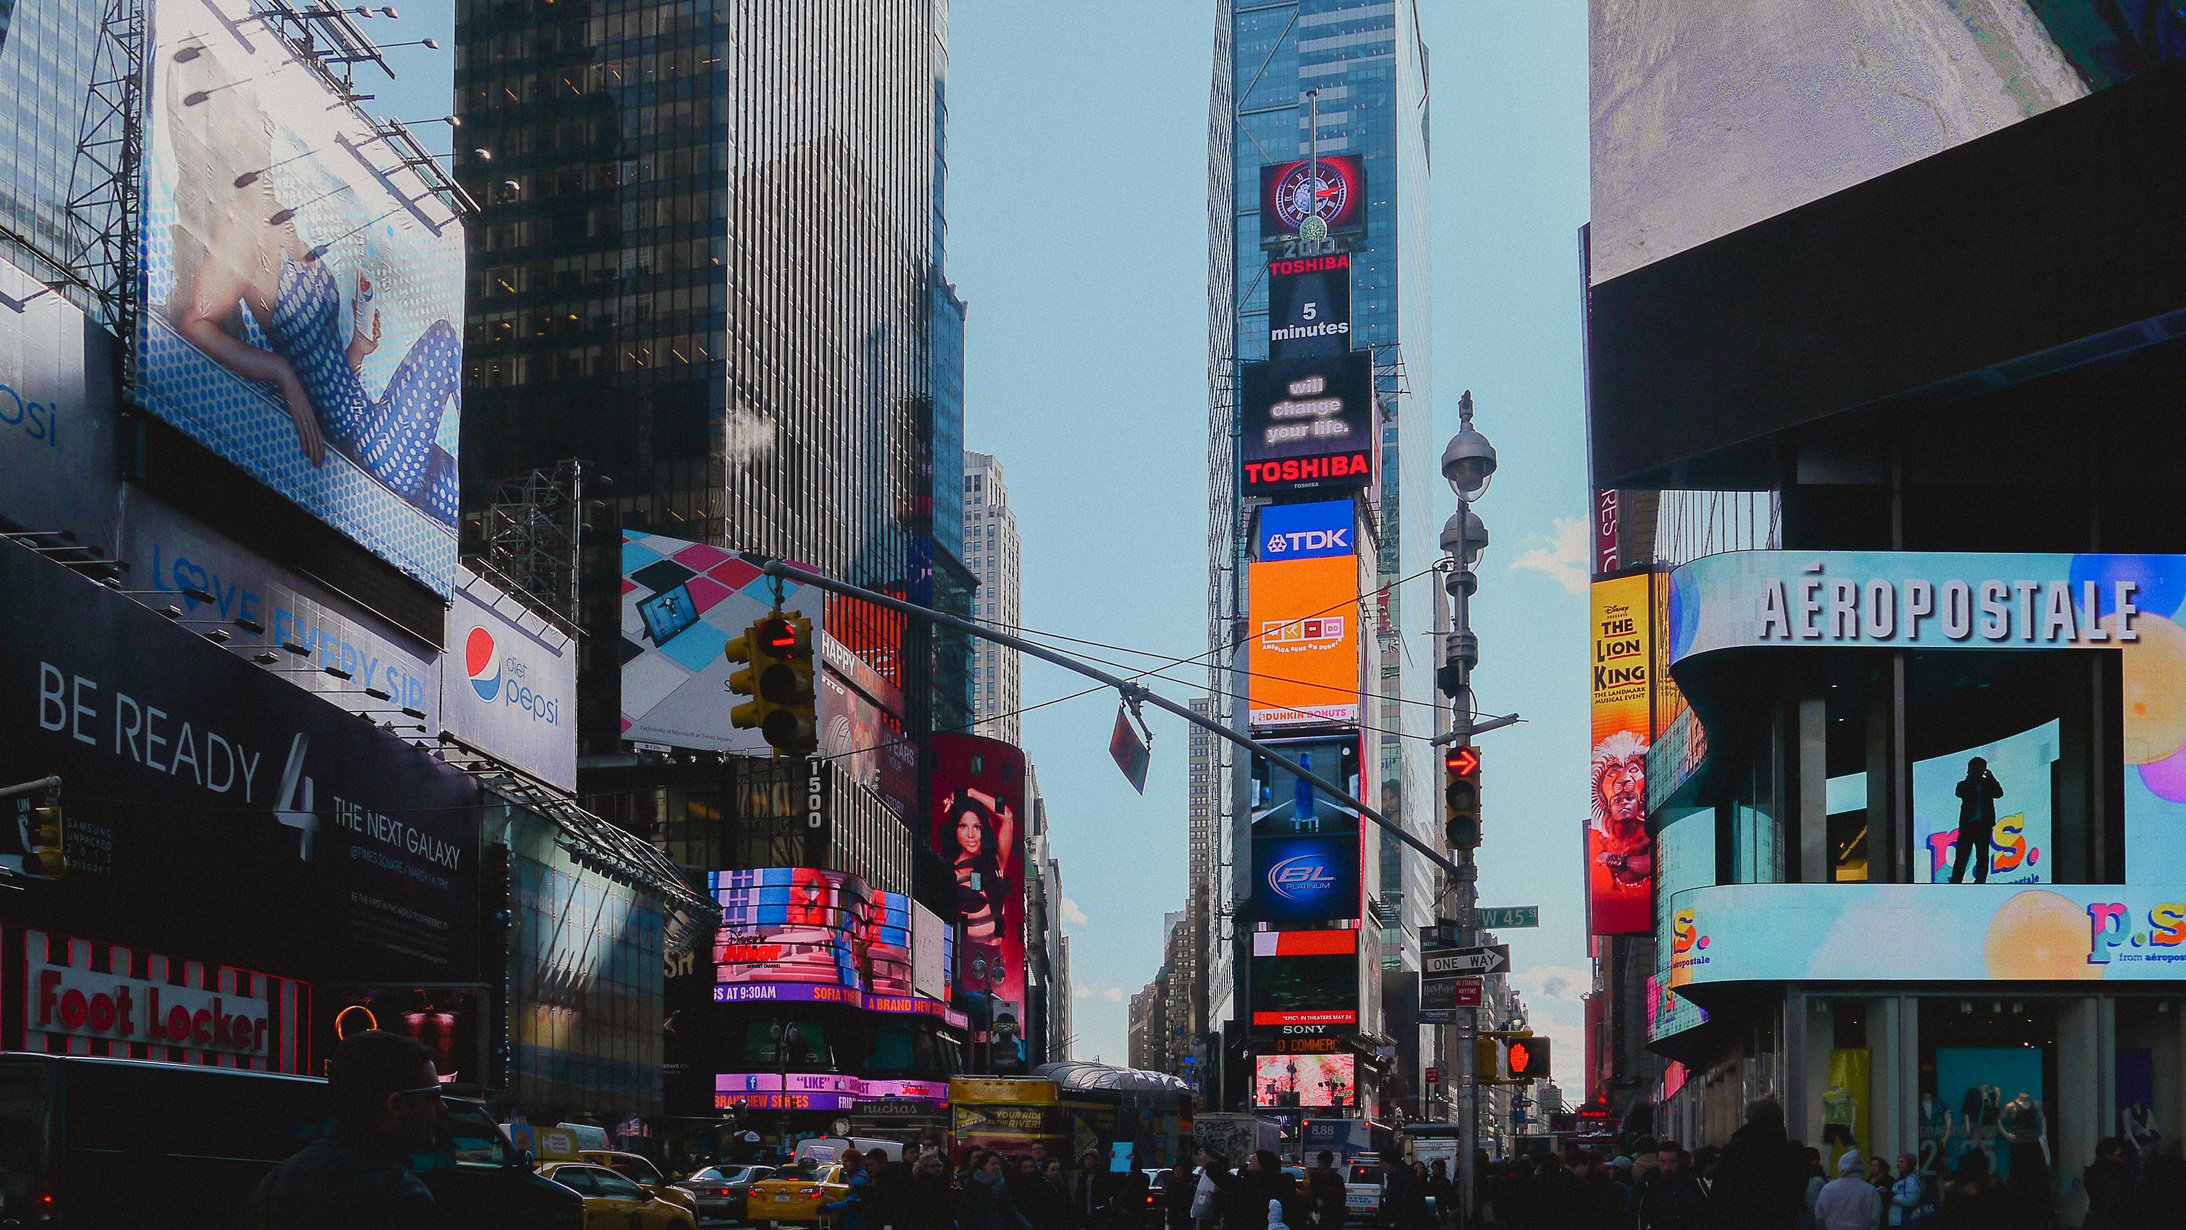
1469 1097 2186 1230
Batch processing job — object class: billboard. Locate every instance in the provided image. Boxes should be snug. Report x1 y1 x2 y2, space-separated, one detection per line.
1250 733 1363 926
1247 554 1361 730
932 734 1028 1018
714 1072 949 1113
1253 1053 1356 1109
11 926 309 1073
0 254 122 544
1589 572 1652 934
1239 354 1375 497
1249 929 1358 1032
322 985 488 1088
0 537 481 983
445 566 576 790
1255 500 1357 563
1666 882 2186 987
1258 155 1367 244
117 490 440 726
1913 720 2056 886
1267 253 1352 362
138 0 467 594
1665 549 2186 877
710 868 908 994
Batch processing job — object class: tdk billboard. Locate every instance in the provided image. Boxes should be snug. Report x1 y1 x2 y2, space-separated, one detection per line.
1257 500 1355 562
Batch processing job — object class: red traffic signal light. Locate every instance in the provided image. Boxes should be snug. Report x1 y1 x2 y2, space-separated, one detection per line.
1444 741 1482 849
1447 746 1480 777
1506 1036 1550 1081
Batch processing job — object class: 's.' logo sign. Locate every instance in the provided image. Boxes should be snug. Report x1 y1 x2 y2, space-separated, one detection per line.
1268 854 1338 901
465 627 499 701
1671 908 1707 954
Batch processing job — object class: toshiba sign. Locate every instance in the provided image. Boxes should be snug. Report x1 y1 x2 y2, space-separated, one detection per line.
1239 354 1375 497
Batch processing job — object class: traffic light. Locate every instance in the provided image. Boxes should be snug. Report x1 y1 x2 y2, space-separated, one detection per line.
22 803 65 879
1505 1034 1551 1082
1474 1034 1501 1082
724 613 818 757
1444 743 1481 849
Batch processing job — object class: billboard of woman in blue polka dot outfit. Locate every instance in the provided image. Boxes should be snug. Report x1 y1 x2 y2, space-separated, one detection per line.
137 0 466 593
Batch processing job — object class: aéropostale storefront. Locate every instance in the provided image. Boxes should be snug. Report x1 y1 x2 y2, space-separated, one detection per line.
0 538 482 1073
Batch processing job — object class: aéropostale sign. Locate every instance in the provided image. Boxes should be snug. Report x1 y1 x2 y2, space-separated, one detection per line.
0 538 482 983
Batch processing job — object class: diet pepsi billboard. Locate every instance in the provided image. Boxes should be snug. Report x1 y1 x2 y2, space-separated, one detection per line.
1252 835 1361 927
1256 501 1356 563
444 566 577 790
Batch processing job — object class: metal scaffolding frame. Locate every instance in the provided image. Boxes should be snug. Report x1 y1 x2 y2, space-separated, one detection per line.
63 0 144 339
484 461 588 631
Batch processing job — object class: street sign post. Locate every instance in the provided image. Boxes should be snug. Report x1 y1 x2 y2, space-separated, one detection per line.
1424 944 1508 978
1476 906 1538 930
1450 975 1483 1007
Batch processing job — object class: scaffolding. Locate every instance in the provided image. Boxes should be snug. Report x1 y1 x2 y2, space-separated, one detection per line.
484 461 588 632
63 0 143 339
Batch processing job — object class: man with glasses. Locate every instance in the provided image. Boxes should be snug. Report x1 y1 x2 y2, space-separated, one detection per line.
248 1029 445 1227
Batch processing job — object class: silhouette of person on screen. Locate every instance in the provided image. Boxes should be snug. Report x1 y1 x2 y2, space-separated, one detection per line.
1948 757 2004 883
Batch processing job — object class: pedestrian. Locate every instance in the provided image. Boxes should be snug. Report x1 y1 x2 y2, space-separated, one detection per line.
1067 1148 1117 1230
824 1149 879 1230
1165 1153 1200 1230
1636 1141 1709 1230
1216 1150 1294 1230
1025 1158 1081 1230
1189 1150 1227 1230
244 1029 442 1228
903 1151 962 1230
1377 1151 1430 1230
1868 1153 1893 1218
1301 1151 1343 1230
2080 1139 2128 1230
2130 1136 2186 1225
1813 1150 1879 1230
1705 1098 1807 1229
963 1151 1036 1230
1426 1159 1456 1227
1948 757 2004 883
1798 1145 1826 1230
1604 1156 1637 1227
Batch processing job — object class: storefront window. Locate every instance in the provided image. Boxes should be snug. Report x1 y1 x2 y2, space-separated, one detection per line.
1916 999 2058 1185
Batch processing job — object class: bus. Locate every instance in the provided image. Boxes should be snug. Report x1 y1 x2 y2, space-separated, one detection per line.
949 1064 1193 1171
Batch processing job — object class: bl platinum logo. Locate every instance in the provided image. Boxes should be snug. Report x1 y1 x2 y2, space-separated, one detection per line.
1268 853 1338 901
1258 500 1355 562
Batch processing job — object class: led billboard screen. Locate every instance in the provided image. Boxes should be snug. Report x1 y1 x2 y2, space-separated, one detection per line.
138 0 467 594
1255 500 1357 564
1912 720 2057 886
1249 929 1358 1031
1259 155 1367 243
1239 354 1374 497
1250 733 1363 926
1589 573 1652 934
1248 554 1361 730
711 868 867 990
932 734 1028 1020
1250 734 1362 832
1267 253 1352 362
1254 1053 1356 1108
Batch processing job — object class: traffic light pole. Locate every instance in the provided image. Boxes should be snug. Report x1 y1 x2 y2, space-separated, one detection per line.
749 557 1467 880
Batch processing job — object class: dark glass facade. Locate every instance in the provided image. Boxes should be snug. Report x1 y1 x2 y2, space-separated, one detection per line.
454 0 952 744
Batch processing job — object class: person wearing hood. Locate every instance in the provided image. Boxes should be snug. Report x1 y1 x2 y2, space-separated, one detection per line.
1707 1098 1808 1228
1812 1151 1880 1230
963 1152 1036 1230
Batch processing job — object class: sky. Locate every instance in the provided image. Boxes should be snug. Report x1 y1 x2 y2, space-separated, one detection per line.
375 2 1594 1075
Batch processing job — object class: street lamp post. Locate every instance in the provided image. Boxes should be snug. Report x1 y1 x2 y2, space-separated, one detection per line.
1440 390 1498 1230
770 1019 801 1156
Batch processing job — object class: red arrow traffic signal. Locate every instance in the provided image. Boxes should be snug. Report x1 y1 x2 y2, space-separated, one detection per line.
1447 746 1480 777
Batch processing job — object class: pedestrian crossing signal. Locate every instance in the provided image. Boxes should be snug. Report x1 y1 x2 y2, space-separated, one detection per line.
1505 1036 1550 1081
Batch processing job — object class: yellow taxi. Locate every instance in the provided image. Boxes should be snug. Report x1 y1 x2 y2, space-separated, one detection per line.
537 1161 700 1230
581 1149 702 1219
745 1162 851 1224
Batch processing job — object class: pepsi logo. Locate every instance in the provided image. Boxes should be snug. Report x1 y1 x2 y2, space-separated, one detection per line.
465 627 500 701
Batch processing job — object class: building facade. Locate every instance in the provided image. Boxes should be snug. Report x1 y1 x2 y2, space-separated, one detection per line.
1206 0 1438 1115
963 450 1022 743
1588 5 2186 1220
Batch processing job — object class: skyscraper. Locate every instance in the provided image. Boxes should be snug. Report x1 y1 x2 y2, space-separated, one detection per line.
1208 0 1437 1113
1184 695 1219 1071
964 450 1023 743
454 0 954 747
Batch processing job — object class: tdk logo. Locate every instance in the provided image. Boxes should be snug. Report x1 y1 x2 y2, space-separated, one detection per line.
1265 527 1350 556
1269 855 1338 901
1256 500 1355 562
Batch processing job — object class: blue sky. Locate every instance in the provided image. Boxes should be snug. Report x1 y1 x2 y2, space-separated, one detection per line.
377 3 1593 1073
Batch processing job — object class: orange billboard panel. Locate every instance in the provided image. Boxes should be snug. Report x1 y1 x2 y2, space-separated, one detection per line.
1249 554 1361 730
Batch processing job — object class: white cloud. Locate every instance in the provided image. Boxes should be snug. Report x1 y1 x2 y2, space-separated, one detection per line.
1062 896 1090 927
1511 964 1591 1009
1073 984 1095 1000
1102 986 1125 1003
1507 516 1590 595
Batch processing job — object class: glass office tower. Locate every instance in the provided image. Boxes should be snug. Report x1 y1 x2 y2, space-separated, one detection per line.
454 0 954 745
1208 0 1438 1112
